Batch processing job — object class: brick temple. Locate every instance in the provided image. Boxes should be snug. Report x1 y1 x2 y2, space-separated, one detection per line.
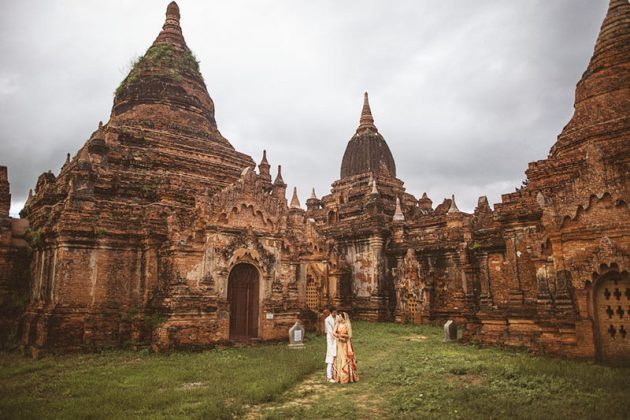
1 1 628 361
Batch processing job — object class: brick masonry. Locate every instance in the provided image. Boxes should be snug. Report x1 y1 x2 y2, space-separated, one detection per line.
1 1 628 362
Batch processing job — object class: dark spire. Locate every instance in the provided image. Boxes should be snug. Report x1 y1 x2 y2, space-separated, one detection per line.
340 92 396 179
273 165 286 186
260 150 269 167
258 150 271 182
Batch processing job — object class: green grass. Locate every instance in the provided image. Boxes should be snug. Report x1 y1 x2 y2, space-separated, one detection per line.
257 322 630 420
1 322 629 419
0 337 325 419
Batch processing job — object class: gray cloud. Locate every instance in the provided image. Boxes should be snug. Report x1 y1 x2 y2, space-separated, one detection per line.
0 0 608 216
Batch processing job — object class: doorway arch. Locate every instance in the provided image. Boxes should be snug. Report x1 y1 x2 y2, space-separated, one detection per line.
594 270 630 362
228 263 260 340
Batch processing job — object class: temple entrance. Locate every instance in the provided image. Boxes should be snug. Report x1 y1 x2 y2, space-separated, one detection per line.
306 275 319 311
594 270 630 362
228 263 259 341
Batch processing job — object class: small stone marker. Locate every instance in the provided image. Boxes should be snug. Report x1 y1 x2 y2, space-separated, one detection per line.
443 320 457 342
288 321 305 349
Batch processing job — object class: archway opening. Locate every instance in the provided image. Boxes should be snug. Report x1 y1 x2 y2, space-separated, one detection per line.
228 263 259 341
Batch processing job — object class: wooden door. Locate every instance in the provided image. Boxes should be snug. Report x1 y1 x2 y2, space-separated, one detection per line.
595 271 630 362
228 264 259 340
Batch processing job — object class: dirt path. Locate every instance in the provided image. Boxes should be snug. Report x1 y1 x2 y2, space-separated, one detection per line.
242 334 423 419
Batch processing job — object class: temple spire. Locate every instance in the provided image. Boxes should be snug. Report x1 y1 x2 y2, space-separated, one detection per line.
310 188 317 199
448 194 460 214
290 187 302 209
550 0 630 158
258 150 271 183
273 165 285 186
393 197 405 222
357 92 378 133
260 150 269 166
154 1 185 47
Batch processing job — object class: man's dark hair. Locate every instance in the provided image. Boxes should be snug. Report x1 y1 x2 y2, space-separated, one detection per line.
329 306 337 313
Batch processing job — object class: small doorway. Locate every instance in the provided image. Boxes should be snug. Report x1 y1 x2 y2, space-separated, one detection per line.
228 263 259 340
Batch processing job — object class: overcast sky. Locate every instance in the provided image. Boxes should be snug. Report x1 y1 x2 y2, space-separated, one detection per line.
0 0 609 217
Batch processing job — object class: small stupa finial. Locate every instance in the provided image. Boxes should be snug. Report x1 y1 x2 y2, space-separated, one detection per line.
370 177 379 196
393 196 405 222
273 165 285 186
310 188 317 199
357 92 377 133
166 2 180 23
290 187 302 209
448 194 460 214
260 149 269 166
154 1 184 46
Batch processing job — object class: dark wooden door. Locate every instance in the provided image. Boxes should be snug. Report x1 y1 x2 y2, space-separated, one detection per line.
595 271 630 362
228 264 259 340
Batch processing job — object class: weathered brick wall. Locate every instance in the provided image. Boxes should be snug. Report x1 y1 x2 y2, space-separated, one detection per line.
0 167 31 349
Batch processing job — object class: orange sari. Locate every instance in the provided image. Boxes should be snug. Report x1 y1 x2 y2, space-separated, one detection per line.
332 322 359 384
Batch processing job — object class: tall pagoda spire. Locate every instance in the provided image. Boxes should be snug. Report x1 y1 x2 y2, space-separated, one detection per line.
549 0 630 158
340 92 396 179
357 92 378 134
111 1 226 133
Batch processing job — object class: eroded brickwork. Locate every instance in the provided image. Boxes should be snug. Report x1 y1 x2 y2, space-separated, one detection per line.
0 167 30 348
2 1 628 361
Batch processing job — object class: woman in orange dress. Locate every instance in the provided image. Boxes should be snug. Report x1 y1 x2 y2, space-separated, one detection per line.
332 312 359 384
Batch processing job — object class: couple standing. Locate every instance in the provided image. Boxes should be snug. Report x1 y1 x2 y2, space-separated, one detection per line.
324 307 359 384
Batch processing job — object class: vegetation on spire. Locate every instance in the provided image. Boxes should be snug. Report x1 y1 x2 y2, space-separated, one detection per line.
115 44 201 96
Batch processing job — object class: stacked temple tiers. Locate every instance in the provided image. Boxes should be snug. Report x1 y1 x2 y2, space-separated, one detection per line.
0 1 628 361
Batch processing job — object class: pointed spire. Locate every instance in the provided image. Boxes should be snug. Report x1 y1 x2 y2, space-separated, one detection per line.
357 92 378 133
260 150 269 167
448 194 460 214
258 150 271 182
290 187 302 209
310 188 317 199
273 165 286 186
370 178 380 195
393 197 405 222
154 1 185 47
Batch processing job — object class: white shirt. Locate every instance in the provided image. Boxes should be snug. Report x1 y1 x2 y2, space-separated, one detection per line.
325 314 337 363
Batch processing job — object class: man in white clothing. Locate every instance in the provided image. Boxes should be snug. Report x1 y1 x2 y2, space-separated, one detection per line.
324 306 338 383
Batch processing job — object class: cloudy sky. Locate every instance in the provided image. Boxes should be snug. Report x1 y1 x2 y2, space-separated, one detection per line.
0 0 609 216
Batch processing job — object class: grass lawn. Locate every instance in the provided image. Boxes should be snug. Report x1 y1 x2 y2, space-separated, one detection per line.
1 322 629 419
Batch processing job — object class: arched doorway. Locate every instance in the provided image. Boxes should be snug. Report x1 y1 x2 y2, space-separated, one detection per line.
228 263 259 340
594 270 630 362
